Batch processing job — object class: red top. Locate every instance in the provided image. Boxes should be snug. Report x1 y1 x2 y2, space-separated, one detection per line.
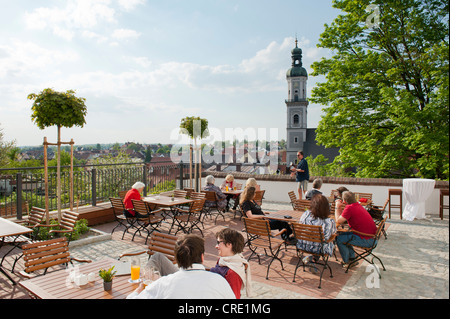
123 188 141 216
342 203 377 239
224 268 243 299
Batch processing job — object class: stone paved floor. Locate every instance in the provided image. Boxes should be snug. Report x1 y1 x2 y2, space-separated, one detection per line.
1 201 448 299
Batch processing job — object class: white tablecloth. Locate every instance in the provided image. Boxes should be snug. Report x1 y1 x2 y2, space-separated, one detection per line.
403 178 435 221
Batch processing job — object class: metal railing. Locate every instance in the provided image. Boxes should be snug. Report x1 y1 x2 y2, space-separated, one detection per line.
0 160 193 219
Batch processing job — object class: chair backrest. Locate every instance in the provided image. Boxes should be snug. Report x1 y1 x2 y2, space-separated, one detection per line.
184 187 194 198
190 199 206 213
109 197 126 215
254 190 265 201
355 192 373 201
118 190 128 199
27 207 46 226
173 189 188 198
190 192 206 200
59 210 79 231
147 232 178 263
202 190 218 202
288 191 297 203
243 217 272 247
292 199 311 211
235 183 243 190
291 222 324 244
374 217 387 240
21 237 71 274
131 199 149 216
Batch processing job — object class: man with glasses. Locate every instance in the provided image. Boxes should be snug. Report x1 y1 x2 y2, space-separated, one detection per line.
291 151 309 199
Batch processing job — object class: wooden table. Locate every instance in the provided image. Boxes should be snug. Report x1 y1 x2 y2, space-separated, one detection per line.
263 209 305 222
19 258 139 299
143 195 195 233
221 189 243 196
0 217 33 285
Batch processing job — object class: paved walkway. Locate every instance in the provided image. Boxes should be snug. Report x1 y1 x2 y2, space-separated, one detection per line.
68 201 449 299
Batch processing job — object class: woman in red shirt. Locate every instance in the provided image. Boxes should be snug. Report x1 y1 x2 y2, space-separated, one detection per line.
210 228 252 299
123 182 148 218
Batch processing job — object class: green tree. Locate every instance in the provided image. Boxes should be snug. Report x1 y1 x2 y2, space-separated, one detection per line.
28 88 88 218
144 146 152 163
310 0 449 180
180 117 209 190
0 124 16 167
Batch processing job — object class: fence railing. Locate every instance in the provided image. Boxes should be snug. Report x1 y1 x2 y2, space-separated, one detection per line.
0 161 193 219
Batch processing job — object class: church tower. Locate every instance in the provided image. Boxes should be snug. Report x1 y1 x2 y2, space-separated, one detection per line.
285 38 308 166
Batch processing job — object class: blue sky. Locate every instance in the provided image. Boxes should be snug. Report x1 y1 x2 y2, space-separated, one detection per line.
0 0 340 147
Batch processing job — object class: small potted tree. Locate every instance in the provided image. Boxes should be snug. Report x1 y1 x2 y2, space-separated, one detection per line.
99 266 117 291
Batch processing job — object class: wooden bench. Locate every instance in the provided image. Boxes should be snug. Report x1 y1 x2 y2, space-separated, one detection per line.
73 202 115 226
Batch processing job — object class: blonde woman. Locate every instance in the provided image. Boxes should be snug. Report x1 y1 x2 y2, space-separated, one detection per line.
245 178 260 191
220 174 238 212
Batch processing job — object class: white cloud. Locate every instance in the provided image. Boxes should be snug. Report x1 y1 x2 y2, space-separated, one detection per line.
0 40 79 79
23 0 117 40
117 0 146 12
111 28 141 40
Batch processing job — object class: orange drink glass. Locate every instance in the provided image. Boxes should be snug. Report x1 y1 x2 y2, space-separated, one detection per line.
129 257 141 283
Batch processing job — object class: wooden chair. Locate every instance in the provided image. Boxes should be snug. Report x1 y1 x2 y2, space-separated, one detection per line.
109 197 137 240
290 222 337 289
440 189 449 220
2 207 47 273
18 237 91 280
189 191 206 201
288 191 297 209
172 199 206 236
35 210 79 242
254 190 265 206
354 192 373 201
183 187 194 198
119 232 178 265
130 199 165 244
202 190 226 224
243 217 286 279
292 199 311 211
118 190 128 199
343 217 387 277
173 189 188 198
235 183 243 190
368 199 389 239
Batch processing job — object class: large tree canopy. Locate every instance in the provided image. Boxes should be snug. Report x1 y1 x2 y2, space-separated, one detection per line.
310 0 449 180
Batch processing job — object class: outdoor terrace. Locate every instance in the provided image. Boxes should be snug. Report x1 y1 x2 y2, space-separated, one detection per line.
0 166 448 300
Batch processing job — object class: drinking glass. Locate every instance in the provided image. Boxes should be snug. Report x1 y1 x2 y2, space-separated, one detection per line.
143 265 160 287
129 257 141 283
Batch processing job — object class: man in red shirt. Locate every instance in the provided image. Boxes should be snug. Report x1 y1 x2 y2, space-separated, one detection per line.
210 228 252 299
335 191 377 266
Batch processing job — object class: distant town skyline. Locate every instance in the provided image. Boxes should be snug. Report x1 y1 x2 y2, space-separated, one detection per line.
1 0 339 147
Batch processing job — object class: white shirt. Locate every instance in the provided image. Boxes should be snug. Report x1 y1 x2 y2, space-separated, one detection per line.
126 264 235 299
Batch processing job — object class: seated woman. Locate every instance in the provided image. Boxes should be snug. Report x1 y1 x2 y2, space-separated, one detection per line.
123 181 149 218
203 175 227 211
245 177 260 191
220 174 239 212
240 186 295 244
297 194 337 272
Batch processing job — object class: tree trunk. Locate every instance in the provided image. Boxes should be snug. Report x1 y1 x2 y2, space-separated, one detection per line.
57 125 61 222
194 139 198 191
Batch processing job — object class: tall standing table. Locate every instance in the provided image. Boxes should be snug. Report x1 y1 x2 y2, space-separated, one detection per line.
403 178 436 221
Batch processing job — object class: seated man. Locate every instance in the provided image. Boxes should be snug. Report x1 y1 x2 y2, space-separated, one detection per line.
126 234 235 299
305 178 323 200
334 191 377 267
